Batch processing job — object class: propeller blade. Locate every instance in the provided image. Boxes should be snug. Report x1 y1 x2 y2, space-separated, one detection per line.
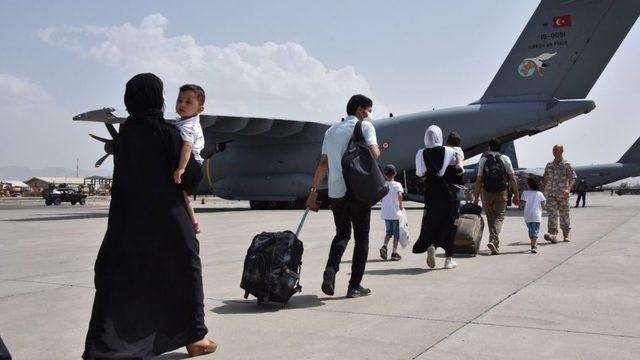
89 134 110 143
106 123 118 140
95 153 110 168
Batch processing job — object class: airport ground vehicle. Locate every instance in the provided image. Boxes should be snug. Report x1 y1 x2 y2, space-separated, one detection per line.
43 187 87 206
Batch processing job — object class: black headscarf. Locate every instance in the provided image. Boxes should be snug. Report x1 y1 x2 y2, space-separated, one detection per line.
124 73 165 121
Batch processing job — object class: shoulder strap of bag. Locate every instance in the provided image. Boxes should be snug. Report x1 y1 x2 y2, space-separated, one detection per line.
351 120 365 142
423 148 453 187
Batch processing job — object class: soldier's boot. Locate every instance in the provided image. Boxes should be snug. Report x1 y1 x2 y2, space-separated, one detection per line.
544 233 558 244
563 230 570 242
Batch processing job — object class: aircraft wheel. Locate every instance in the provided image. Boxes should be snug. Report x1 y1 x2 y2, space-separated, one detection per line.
295 199 307 209
53 198 62 206
45 199 52 206
79 198 86 205
249 200 266 210
267 201 281 209
71 201 76 205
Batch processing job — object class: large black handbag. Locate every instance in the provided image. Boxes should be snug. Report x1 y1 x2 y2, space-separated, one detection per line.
341 121 389 206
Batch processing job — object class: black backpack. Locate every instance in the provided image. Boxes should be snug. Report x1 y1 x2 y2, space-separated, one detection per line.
482 153 507 192
241 230 304 304
341 121 389 206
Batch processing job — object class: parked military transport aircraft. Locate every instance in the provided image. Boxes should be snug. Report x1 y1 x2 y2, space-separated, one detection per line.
75 0 640 208
516 136 640 190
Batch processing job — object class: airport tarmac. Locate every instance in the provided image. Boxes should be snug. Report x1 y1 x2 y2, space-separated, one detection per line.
1 192 639 359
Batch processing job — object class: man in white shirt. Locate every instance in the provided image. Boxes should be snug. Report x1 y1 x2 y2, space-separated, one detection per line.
306 94 380 299
473 139 520 255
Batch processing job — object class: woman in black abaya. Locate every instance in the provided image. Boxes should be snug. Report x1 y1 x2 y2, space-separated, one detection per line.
83 73 216 359
412 125 463 270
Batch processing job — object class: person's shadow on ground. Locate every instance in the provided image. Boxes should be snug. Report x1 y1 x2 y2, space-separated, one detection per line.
210 294 325 314
363 267 434 276
506 241 555 247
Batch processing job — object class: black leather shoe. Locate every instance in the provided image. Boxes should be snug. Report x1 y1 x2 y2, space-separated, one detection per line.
346 285 371 298
321 267 336 296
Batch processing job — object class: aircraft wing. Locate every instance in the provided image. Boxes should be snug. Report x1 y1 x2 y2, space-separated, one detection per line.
515 168 545 178
74 107 327 144
73 108 125 124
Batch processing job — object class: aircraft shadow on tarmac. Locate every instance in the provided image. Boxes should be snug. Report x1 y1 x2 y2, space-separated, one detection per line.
210 294 325 314
3 213 109 222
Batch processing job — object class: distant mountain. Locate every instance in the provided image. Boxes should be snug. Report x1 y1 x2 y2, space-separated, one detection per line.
0 166 112 181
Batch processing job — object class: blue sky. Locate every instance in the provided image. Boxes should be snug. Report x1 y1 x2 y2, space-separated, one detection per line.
1 0 639 176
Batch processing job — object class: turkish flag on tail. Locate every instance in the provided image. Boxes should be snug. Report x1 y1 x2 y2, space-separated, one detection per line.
553 15 572 28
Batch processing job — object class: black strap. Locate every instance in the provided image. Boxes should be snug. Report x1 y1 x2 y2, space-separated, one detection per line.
350 120 365 142
423 148 455 188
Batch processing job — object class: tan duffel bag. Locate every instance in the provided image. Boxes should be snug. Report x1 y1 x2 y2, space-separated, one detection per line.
452 213 484 255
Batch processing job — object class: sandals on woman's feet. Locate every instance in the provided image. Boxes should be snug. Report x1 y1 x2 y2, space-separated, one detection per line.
186 338 217 357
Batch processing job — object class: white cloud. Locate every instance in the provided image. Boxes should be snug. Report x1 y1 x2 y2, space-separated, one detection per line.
38 14 387 122
0 74 109 171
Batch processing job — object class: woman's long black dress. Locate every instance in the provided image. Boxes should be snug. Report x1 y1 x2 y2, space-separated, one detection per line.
83 112 206 358
412 147 461 257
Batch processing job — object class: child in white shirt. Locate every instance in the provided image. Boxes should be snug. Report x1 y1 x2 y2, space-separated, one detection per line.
173 84 206 233
379 164 404 261
446 131 465 168
520 177 546 254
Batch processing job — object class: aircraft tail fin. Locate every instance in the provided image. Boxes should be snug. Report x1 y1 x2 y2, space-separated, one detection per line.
480 0 640 102
501 141 520 169
618 136 640 164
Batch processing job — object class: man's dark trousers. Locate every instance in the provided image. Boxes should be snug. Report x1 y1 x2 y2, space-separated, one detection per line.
326 195 371 289
576 191 586 207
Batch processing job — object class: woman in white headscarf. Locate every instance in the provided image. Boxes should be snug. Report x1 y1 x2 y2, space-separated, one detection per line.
413 125 463 269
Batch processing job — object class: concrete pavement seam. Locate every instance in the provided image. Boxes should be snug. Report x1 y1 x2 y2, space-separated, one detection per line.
3 269 94 282
410 209 640 359
0 280 93 300
470 321 640 340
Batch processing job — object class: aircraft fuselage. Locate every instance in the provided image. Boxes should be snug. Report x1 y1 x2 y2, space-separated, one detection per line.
205 99 595 200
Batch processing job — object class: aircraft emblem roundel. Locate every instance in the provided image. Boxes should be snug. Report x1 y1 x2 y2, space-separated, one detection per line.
517 52 557 78
518 60 537 77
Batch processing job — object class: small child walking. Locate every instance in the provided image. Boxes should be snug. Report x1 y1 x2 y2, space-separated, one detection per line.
379 164 404 261
520 177 546 254
173 84 206 233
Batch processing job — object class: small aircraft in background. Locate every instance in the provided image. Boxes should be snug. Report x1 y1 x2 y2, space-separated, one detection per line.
515 136 640 191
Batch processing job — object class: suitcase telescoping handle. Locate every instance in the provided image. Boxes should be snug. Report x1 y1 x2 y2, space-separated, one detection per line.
295 208 310 238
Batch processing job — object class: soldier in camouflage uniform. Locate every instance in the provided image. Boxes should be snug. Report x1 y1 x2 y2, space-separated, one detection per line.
542 145 577 243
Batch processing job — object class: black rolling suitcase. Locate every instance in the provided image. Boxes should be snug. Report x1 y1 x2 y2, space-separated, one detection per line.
240 209 309 305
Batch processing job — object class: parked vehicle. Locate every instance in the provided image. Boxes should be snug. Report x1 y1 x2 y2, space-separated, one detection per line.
43 187 87 206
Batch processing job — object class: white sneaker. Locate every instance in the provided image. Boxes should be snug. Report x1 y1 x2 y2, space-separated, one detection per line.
444 257 457 269
426 246 436 269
